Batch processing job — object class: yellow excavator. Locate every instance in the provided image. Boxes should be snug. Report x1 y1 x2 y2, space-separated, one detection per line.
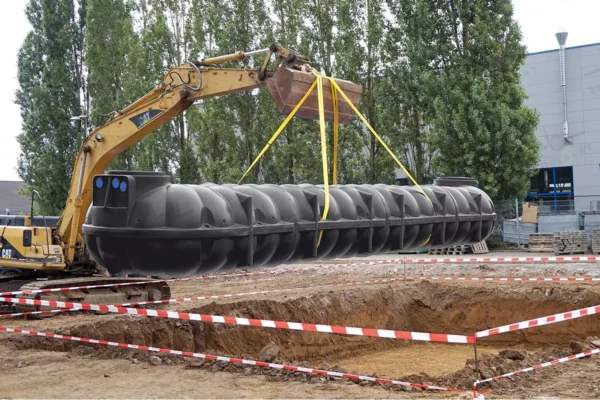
0 43 362 308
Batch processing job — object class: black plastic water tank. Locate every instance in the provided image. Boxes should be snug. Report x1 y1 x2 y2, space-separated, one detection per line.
82 172 496 277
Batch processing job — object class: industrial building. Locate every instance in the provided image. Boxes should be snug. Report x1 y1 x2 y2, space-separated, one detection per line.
0 181 29 215
395 29 600 216
521 29 600 213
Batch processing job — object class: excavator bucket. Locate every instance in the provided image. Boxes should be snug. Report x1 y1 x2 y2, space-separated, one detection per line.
266 67 362 124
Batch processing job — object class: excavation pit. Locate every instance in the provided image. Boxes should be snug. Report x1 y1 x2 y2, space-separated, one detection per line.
4 280 600 393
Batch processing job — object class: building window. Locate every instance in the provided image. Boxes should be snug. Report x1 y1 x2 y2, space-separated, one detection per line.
526 166 574 213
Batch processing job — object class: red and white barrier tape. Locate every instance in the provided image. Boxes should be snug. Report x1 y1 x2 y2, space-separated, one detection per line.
405 256 598 263
0 260 403 297
0 326 464 392
4 273 600 320
114 276 405 307
476 348 600 385
0 308 77 318
472 385 494 399
0 270 289 297
415 276 600 282
0 277 407 318
0 275 600 318
5 273 597 319
0 296 474 344
3 255 596 297
476 304 600 338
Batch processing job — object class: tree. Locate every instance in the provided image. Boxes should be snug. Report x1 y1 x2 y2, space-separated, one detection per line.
149 0 201 183
295 0 393 185
335 0 391 183
86 0 138 169
186 0 240 183
383 0 439 183
16 0 87 215
16 0 539 210
258 0 322 185
386 0 540 198
126 0 179 176
221 0 275 184
427 0 540 199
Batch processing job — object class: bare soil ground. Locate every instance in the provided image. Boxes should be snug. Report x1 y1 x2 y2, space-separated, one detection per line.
1 250 600 399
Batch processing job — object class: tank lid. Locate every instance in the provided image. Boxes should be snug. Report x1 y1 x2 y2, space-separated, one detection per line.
433 176 479 187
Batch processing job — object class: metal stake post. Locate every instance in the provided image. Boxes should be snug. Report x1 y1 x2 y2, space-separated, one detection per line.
472 382 480 400
473 338 481 383
515 199 520 248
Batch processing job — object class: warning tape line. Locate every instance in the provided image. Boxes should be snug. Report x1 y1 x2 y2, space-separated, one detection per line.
0 296 474 344
476 304 600 338
0 277 407 318
406 256 598 263
4 274 599 319
0 308 77 318
6 272 599 301
3 255 596 297
476 348 600 385
0 326 464 392
416 276 600 282
0 260 401 297
113 276 404 307
0 270 289 297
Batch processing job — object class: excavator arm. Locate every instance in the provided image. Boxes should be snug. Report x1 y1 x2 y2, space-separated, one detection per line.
56 44 362 268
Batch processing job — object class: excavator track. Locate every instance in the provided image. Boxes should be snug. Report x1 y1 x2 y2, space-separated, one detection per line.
0 272 47 314
3 276 170 317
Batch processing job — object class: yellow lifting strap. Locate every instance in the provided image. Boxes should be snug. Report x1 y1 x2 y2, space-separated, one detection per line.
238 70 431 248
237 79 319 185
315 73 330 247
331 80 339 185
326 77 432 205
324 75 433 247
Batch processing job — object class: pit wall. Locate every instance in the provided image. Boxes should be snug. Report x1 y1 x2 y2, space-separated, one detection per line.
11 283 600 362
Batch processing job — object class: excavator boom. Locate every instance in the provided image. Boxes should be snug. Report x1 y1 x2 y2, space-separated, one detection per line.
57 44 362 268
0 42 497 313
0 42 362 314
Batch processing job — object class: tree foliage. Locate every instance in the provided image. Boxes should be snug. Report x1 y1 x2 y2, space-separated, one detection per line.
16 0 540 215
427 0 541 199
386 0 540 198
16 0 87 214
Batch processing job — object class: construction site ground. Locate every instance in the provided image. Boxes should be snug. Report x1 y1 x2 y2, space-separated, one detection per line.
2 250 600 398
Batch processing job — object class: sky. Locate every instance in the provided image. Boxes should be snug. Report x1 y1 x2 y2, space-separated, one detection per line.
0 0 599 181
